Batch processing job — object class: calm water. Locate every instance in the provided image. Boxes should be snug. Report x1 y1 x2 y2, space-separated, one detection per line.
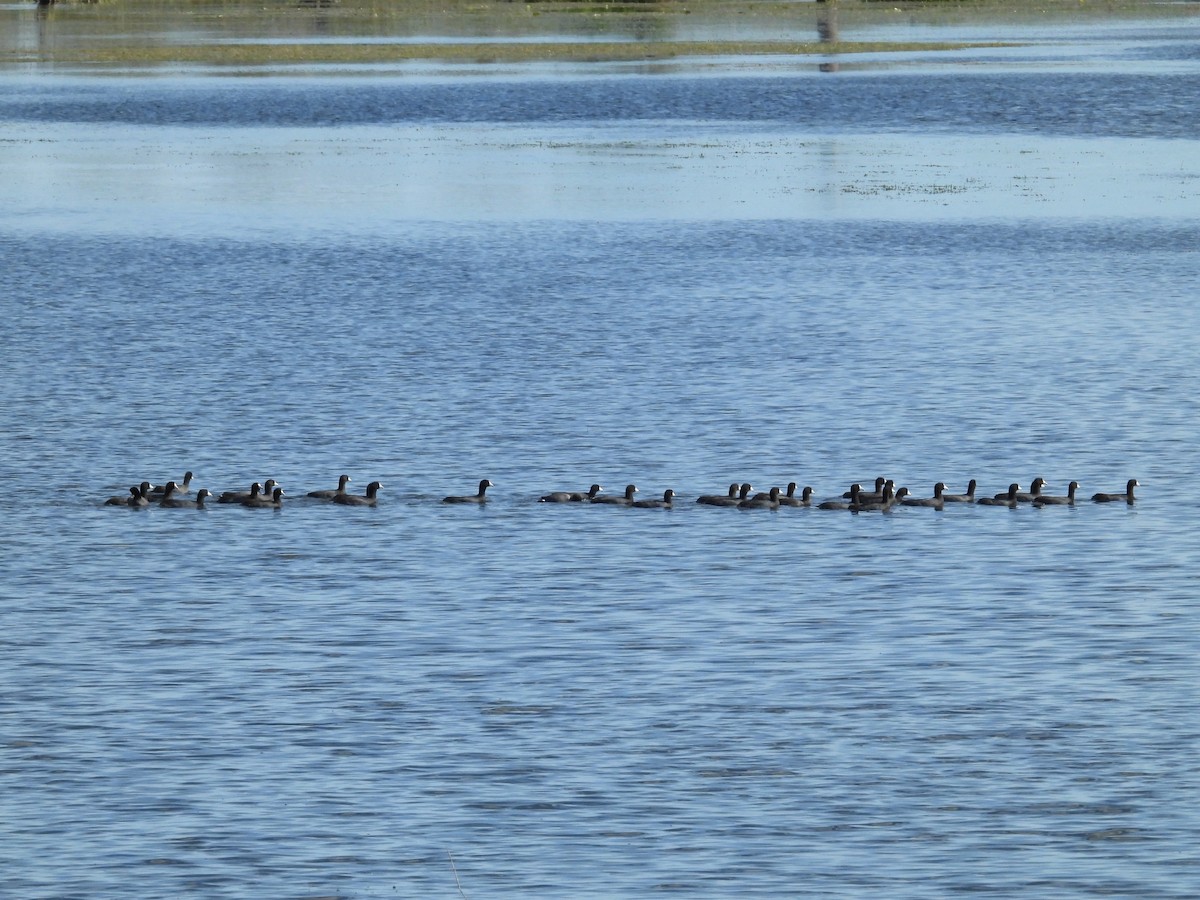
2 15 1200 899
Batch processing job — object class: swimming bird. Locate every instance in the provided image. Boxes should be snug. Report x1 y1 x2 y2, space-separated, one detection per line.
242 486 284 509
819 484 861 510
218 479 279 504
105 484 141 506
978 483 1020 507
777 483 814 508
853 485 907 511
901 482 947 509
161 488 212 509
941 479 977 503
1001 477 1048 503
443 479 493 504
632 489 675 508
149 471 193 497
1092 478 1139 504
155 481 179 504
105 484 151 507
698 483 753 507
1033 481 1080 506
335 480 382 507
740 486 781 509
591 484 639 506
697 483 741 505
540 483 602 503
989 482 1023 502
221 482 259 504
307 474 351 500
845 477 887 500
852 479 895 504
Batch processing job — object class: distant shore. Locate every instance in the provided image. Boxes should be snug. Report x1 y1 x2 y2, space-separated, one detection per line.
3 0 1194 69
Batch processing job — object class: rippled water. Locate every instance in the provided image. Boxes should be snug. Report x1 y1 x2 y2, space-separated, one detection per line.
2 16 1200 899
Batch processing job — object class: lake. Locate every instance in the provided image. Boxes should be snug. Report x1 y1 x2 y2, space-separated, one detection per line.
1 6 1199 898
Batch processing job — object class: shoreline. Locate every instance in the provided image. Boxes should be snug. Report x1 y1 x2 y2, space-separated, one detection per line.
2 39 1014 69
3 0 1196 70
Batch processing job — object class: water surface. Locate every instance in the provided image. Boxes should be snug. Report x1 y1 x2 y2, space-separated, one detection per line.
1 14 1199 899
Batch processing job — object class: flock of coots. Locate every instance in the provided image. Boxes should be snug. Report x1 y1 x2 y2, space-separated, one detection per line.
104 473 385 509
104 473 1139 511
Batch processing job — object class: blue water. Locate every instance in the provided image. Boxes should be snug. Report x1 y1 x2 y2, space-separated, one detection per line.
2 17 1200 900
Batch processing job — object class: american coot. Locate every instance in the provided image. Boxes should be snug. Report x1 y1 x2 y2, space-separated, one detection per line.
161 488 212 509
105 487 146 508
978 483 1020 507
740 486 781 510
989 482 1023 502
845 477 887 500
1092 478 1139 504
443 479 493 504
103 486 137 506
819 484 861 510
222 482 260 504
1033 481 1080 506
853 480 895 504
697 483 741 505
149 471 193 497
105 484 152 507
155 481 180 504
242 486 284 509
104 488 129 506
853 485 907 512
591 484 639 506
569 484 605 502
1003 477 1048 503
941 479 977 503
335 481 382 507
540 483 602 503
632 489 675 509
698 483 753 507
777 484 814 508
219 479 278 504
901 482 947 509
307 474 352 500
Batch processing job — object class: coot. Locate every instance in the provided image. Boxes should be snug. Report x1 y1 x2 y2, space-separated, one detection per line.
308 474 352 500
633 489 675 508
978 484 1020 507
777 483 814 508
1033 481 1080 506
941 479 977 503
1092 479 1139 504
443 479 493 504
901 482 947 509
161 488 212 509
335 481 382 507
591 484 639 506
